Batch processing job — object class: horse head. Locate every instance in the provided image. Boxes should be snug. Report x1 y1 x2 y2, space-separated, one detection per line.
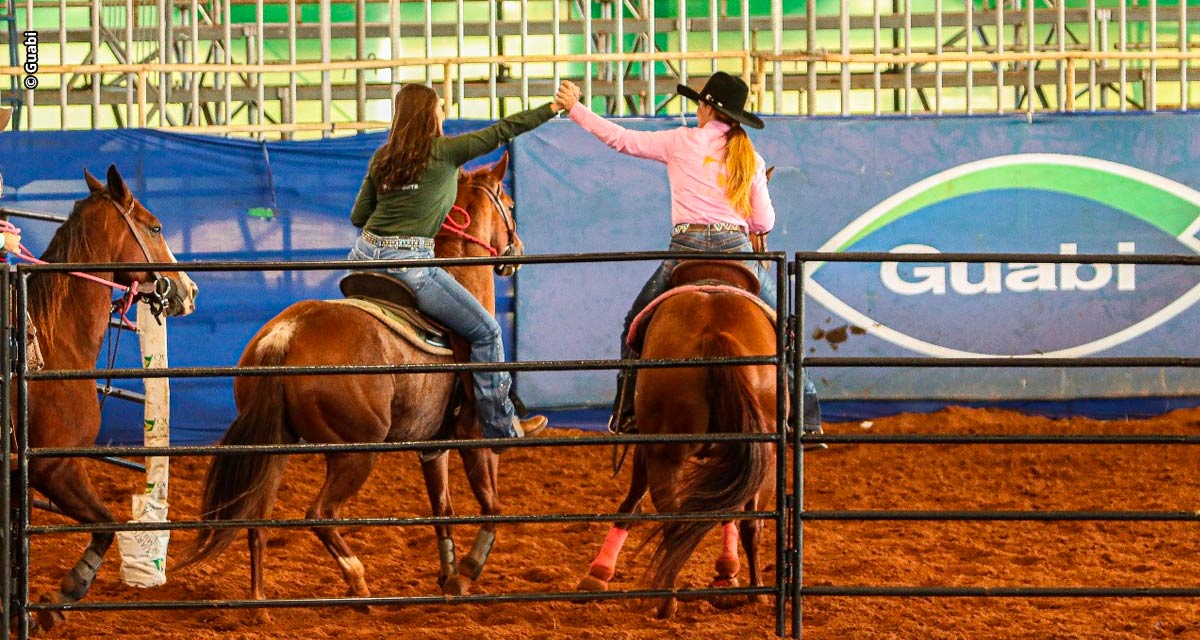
453 152 523 276
78 164 199 317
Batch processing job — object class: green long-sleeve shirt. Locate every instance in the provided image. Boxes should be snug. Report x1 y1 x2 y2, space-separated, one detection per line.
350 103 557 238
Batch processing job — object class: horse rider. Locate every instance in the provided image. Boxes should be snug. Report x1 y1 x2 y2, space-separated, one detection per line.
347 82 580 443
0 106 43 372
555 73 823 435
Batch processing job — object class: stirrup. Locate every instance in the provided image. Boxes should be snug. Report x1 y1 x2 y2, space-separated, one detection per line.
607 412 636 435
800 425 828 451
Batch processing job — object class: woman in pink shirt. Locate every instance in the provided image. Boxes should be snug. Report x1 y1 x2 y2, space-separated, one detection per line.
559 72 821 434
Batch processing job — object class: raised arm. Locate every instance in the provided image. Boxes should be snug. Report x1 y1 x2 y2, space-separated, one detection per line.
440 103 559 166
350 171 377 228
567 102 679 163
747 158 775 234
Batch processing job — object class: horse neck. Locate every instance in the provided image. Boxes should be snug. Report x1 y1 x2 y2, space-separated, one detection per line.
29 270 117 369
442 263 497 313
435 239 497 314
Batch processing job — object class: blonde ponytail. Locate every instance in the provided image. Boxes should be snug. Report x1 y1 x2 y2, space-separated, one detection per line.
720 117 756 219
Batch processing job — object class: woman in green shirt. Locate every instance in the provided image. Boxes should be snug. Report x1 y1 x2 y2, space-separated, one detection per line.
349 83 576 442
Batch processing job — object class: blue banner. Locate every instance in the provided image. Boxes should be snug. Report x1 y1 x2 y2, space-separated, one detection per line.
512 112 1200 409
0 125 512 445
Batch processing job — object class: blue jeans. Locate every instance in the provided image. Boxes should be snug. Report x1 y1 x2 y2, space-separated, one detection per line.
619 229 822 431
349 237 517 438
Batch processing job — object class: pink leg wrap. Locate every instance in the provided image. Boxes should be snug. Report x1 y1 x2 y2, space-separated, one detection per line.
722 522 739 557
715 522 740 578
588 526 630 582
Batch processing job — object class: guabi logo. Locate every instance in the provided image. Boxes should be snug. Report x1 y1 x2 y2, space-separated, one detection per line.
806 153 1200 358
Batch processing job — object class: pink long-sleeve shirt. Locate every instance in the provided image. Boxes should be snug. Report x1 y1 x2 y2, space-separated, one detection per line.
568 102 775 234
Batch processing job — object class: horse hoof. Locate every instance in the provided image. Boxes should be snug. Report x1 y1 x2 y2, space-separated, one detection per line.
576 575 609 592
33 608 65 634
252 609 273 625
715 556 739 577
570 574 609 604
459 557 483 581
442 574 472 596
710 575 740 589
655 598 678 619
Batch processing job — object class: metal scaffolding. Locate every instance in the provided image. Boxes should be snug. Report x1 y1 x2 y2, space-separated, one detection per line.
2 0 1196 136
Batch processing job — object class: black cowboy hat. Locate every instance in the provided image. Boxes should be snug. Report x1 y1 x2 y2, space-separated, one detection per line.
677 71 764 130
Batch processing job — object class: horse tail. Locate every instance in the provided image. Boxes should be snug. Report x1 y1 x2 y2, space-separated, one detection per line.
648 331 772 589
178 343 296 570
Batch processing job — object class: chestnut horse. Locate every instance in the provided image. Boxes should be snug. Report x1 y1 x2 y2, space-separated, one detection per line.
181 155 522 617
16 165 199 631
577 278 778 618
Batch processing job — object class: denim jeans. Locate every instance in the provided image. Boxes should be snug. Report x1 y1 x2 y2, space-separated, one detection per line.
349 236 517 438
619 228 822 430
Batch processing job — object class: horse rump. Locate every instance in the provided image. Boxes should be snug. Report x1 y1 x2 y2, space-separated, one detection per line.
647 331 773 590
177 348 296 569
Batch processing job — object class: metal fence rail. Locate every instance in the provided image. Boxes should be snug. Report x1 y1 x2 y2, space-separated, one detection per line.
3 248 1198 638
2 250 804 638
791 249 1200 639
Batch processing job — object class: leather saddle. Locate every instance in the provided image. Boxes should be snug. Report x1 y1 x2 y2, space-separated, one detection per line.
668 259 760 294
627 259 768 354
338 271 452 351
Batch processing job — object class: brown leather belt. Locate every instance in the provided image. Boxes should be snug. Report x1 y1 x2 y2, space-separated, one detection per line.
671 222 747 235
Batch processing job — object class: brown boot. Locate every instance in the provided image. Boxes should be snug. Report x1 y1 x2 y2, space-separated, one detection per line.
607 369 637 434
514 414 548 438
492 414 547 455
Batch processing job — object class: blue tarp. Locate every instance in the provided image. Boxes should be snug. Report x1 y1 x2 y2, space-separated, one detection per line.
6 112 1200 446
512 111 1200 414
0 124 512 445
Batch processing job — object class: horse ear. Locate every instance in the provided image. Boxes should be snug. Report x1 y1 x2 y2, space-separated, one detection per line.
765 166 775 183
105 164 131 205
83 168 104 193
489 152 509 182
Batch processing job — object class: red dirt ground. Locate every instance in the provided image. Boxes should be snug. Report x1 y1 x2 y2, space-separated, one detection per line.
26 405 1200 639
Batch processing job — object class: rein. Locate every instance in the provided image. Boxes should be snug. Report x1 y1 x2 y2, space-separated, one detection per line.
437 182 518 258
1 194 170 329
440 205 497 257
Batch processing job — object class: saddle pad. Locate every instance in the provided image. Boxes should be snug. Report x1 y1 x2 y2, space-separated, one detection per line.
626 284 778 351
328 298 454 357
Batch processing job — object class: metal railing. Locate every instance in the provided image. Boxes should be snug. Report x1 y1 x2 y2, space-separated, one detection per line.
2 1 1199 134
2 250 805 638
791 249 1200 638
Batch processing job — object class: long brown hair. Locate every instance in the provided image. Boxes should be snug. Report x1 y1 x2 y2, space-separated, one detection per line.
373 84 441 192
712 110 756 219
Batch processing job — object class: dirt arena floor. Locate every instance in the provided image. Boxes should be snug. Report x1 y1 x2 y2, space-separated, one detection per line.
25 405 1200 639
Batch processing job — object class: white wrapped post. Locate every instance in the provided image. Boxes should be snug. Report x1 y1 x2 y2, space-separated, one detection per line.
116 301 170 587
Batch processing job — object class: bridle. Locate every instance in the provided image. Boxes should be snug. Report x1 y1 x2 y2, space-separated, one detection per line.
439 179 521 274
107 193 180 318
6 192 178 323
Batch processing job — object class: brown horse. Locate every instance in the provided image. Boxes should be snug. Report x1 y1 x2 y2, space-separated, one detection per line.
181 155 523 618
17 165 199 631
576 268 778 618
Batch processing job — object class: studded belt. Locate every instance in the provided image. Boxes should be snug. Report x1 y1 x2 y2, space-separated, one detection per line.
361 231 435 250
671 222 747 235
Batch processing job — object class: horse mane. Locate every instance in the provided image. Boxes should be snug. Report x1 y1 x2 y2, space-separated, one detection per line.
28 194 116 344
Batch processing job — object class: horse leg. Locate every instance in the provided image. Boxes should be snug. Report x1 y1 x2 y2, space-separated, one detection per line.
456 447 499 582
713 520 741 586
28 459 115 633
421 451 467 595
739 503 767 604
577 448 648 594
644 452 688 619
308 452 376 610
248 527 272 624
704 519 749 611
